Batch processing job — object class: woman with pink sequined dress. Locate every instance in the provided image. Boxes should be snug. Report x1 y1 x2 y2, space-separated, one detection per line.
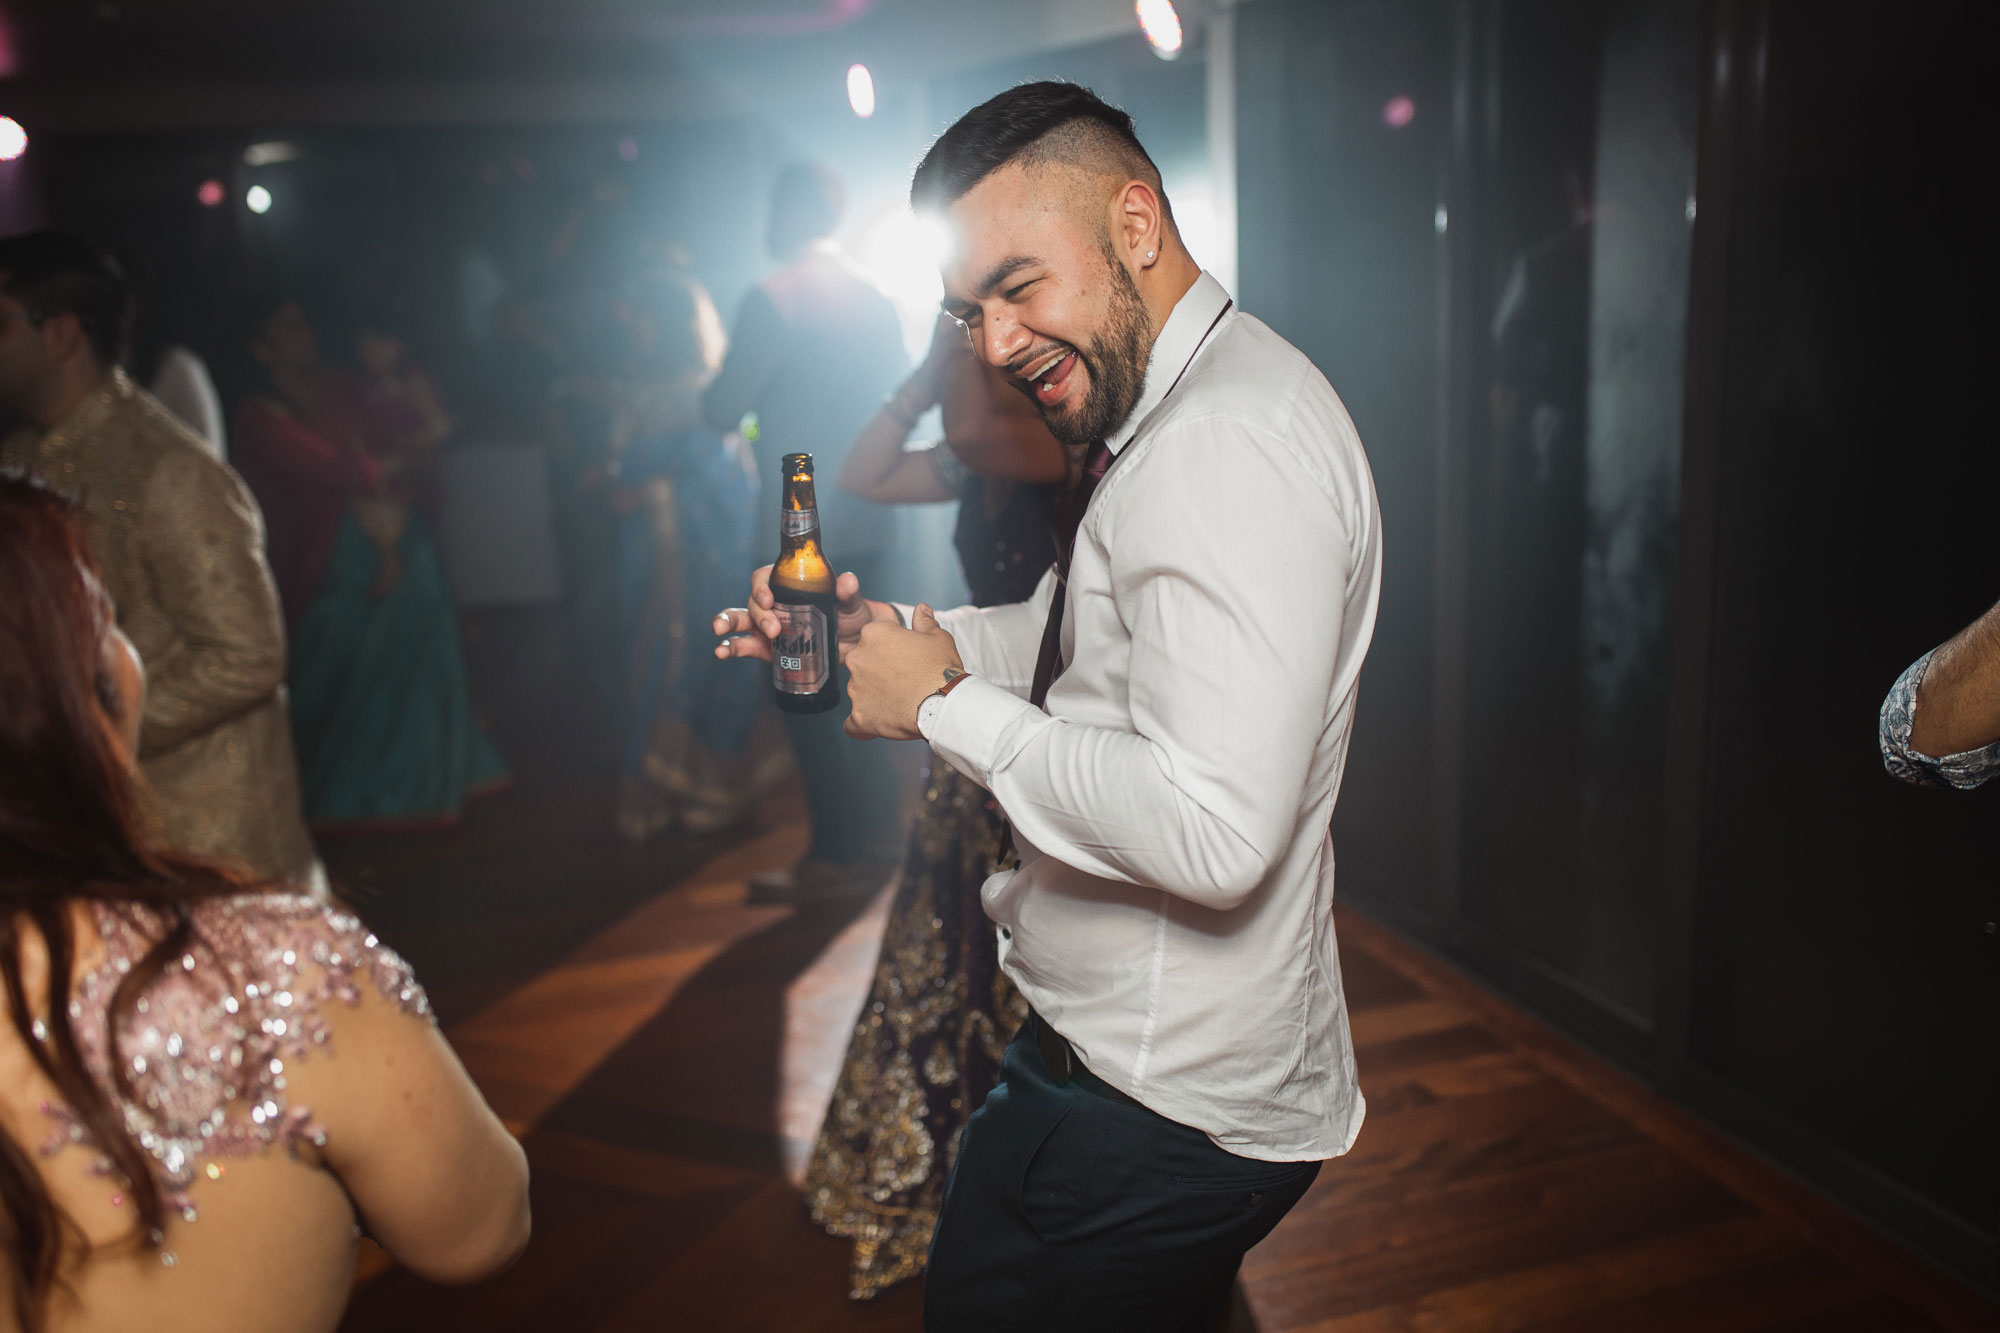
0 474 529 1332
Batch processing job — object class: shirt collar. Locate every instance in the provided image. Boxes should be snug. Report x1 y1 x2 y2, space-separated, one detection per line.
1104 270 1232 455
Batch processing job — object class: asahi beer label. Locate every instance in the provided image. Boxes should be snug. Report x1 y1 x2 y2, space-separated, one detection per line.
781 507 817 538
773 603 831 694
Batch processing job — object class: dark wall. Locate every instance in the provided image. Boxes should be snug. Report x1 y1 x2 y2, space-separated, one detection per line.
1679 0 1999 1275
1239 0 1998 1293
1237 0 1452 927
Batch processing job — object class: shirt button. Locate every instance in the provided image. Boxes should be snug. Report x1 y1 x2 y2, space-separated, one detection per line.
1247 1192 1264 1208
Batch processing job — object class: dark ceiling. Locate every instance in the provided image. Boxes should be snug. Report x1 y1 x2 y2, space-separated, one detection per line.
0 0 878 82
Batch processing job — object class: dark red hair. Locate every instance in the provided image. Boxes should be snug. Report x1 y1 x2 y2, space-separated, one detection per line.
0 473 249 1330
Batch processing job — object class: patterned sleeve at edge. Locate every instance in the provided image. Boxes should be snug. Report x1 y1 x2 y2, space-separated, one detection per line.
1879 649 2000 790
926 442 974 499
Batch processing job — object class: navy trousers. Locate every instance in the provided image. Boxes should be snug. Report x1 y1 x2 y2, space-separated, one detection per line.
924 1014 1321 1332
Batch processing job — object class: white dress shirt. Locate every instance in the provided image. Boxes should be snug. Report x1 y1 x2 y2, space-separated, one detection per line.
150 344 227 461
919 272 1383 1162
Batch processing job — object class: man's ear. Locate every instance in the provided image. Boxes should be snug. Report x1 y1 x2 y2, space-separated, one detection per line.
39 311 90 366
1112 179 1165 268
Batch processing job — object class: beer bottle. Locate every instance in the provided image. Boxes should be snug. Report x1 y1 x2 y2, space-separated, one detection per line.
770 453 841 714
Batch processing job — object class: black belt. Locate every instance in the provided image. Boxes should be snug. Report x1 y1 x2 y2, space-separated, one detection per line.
1028 1010 1143 1109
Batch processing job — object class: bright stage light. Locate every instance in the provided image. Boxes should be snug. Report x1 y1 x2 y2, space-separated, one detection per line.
847 63 876 119
1136 0 1183 59
243 140 300 168
197 179 226 208
246 184 273 215
0 116 27 162
852 206 949 358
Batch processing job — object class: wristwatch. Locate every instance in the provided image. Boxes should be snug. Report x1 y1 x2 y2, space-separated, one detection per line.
917 666 971 738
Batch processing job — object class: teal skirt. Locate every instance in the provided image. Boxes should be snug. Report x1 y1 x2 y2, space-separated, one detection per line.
288 514 508 829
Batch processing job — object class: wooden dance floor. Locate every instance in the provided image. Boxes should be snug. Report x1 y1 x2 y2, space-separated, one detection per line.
324 613 1994 1333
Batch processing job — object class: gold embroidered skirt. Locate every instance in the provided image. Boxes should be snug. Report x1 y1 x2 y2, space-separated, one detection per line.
803 761 1028 1300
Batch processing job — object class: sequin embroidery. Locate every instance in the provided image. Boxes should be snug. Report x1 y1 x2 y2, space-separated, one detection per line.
39 893 433 1234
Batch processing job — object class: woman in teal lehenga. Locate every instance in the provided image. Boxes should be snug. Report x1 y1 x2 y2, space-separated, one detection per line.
234 299 507 830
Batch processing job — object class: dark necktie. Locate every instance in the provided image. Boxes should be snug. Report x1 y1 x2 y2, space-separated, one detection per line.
1030 439 1113 708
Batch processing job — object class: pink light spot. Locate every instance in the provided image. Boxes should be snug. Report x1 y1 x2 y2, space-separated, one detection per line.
197 179 226 208
1382 96 1416 129
618 137 639 162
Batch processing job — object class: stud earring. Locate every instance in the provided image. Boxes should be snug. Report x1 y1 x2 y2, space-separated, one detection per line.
1146 249 1156 260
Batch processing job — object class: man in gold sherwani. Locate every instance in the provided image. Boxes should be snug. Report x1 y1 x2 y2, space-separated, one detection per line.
0 231 317 886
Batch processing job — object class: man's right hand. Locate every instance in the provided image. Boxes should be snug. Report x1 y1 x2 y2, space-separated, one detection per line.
713 566 901 664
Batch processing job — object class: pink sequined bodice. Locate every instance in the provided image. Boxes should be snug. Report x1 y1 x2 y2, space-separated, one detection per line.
41 893 433 1231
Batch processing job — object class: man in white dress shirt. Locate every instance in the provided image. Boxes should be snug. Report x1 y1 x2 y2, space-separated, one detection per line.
715 82 1382 1330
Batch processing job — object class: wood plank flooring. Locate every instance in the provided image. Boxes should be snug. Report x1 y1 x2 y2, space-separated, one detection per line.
320 608 1997 1331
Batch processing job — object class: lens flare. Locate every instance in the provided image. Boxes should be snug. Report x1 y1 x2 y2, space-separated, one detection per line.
846 63 876 119
1382 96 1416 129
0 116 27 162
246 184 273 215
1136 0 1183 59
197 179 226 208
852 206 949 358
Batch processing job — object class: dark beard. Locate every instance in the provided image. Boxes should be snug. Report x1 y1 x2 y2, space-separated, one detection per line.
1037 245 1154 446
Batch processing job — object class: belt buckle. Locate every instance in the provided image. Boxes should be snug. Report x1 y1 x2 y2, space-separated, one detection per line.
1035 1016 1074 1084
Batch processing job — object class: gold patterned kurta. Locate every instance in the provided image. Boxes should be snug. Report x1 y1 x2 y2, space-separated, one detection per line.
1 371 318 884
803 762 1028 1299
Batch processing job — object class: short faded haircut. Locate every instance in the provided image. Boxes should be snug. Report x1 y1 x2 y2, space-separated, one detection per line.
911 81 1174 227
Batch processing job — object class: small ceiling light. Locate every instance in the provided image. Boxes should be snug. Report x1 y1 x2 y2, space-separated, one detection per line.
243 140 300 168
0 116 28 162
197 179 226 208
246 184 273 215
1136 0 1183 59
847 63 876 119
1382 96 1416 129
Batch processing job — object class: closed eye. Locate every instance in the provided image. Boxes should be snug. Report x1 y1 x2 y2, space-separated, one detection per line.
1004 279 1038 301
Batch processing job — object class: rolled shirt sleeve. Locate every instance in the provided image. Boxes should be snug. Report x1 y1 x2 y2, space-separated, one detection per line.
1879 649 2000 790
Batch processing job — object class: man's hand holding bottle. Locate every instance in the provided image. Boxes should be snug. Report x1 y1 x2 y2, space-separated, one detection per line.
712 566 895 665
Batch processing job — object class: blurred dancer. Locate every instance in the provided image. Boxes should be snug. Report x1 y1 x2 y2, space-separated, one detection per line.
804 315 1066 1298
610 269 789 840
234 298 506 831
0 230 317 887
703 163 909 902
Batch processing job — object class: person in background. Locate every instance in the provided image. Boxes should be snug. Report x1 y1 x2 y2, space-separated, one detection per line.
352 307 452 523
703 163 909 904
148 343 226 461
609 268 789 841
803 314 1067 1299
0 475 529 1333
0 230 317 889
234 298 507 832
1880 598 2000 789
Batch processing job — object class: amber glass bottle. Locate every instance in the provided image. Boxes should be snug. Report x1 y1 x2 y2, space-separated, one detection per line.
770 453 841 713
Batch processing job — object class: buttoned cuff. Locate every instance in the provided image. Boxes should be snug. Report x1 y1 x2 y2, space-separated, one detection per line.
920 674 1038 788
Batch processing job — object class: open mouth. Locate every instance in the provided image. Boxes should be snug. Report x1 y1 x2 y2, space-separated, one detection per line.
1023 348 1079 405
